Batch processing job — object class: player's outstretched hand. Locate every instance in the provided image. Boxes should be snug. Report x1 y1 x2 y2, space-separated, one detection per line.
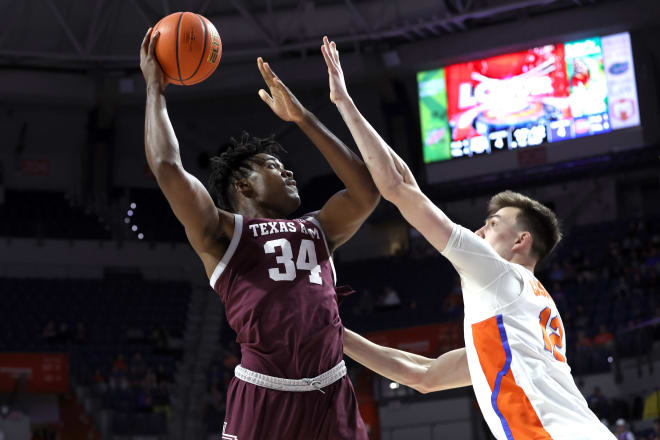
321 36 350 105
140 28 168 91
257 58 307 123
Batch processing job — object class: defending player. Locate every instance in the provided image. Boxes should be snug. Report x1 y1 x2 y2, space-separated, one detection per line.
321 36 616 439
140 29 377 439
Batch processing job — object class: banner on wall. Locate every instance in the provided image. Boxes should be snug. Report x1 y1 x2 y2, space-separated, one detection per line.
366 322 463 357
0 353 69 393
19 160 51 177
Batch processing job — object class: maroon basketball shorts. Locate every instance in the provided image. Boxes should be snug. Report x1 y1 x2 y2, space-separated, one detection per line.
221 361 368 439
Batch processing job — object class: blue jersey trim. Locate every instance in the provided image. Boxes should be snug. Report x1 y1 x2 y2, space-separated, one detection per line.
491 314 515 440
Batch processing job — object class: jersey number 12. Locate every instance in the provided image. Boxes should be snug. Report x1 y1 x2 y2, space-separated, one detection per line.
539 306 566 363
264 238 322 285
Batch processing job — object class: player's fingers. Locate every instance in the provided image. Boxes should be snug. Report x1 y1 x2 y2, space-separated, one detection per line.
323 36 334 63
330 41 340 64
263 62 279 83
257 57 269 82
257 57 276 87
258 89 274 107
321 45 336 71
148 30 159 56
141 28 152 54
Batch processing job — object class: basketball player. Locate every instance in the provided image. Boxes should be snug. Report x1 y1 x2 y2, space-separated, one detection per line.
320 36 616 439
140 29 377 439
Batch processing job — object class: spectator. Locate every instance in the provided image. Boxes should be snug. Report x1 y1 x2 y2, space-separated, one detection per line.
376 286 401 309
152 326 170 353
354 288 374 316
108 364 126 391
551 281 567 310
93 369 107 393
113 353 128 372
588 387 611 421
136 386 153 413
42 320 56 342
206 379 225 415
593 325 615 348
575 305 589 329
125 326 145 343
600 418 611 432
74 321 86 343
57 322 70 344
129 352 147 383
155 364 172 386
549 262 565 283
575 330 593 373
615 418 635 440
143 368 157 390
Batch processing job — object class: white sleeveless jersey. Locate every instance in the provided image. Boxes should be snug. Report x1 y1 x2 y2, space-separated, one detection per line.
441 224 615 440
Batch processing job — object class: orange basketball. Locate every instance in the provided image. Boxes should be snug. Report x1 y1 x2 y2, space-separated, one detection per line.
152 12 222 86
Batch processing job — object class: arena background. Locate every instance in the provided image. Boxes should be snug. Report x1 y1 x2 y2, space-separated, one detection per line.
0 0 659 439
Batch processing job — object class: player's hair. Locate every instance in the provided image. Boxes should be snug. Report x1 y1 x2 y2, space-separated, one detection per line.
208 132 286 212
487 190 562 262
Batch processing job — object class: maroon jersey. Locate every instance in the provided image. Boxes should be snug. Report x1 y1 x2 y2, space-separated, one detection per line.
210 214 343 379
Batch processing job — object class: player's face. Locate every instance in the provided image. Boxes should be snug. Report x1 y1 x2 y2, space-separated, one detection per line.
475 206 522 261
245 153 301 215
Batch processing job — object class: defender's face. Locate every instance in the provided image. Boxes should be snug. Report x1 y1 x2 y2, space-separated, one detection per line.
475 206 521 261
246 153 300 215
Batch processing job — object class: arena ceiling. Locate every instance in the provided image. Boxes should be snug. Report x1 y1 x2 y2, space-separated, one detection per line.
0 0 609 70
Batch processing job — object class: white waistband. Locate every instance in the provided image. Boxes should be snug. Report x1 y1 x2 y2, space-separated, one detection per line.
234 360 346 393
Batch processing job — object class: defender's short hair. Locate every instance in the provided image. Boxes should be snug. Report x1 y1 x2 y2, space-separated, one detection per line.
208 132 286 212
487 190 562 262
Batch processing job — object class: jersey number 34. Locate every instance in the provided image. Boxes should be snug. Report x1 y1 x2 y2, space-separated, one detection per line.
264 238 323 285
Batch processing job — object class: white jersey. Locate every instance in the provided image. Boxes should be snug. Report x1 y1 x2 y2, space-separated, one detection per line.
441 223 615 440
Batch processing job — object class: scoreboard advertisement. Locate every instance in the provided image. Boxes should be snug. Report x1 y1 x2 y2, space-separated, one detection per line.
418 32 640 164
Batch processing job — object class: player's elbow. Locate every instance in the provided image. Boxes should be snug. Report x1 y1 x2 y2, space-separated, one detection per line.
151 159 184 182
379 180 407 204
404 368 434 394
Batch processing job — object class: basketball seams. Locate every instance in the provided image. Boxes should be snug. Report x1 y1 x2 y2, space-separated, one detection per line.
175 12 185 85
154 11 218 86
182 14 208 82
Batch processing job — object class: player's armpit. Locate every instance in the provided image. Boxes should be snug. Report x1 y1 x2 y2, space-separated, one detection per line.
152 161 231 256
316 188 379 252
416 347 471 394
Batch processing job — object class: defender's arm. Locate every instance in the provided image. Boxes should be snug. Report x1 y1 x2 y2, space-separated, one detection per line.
321 37 453 252
344 329 471 394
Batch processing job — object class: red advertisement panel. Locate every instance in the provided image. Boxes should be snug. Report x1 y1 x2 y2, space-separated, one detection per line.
0 353 69 393
445 44 570 142
366 322 463 357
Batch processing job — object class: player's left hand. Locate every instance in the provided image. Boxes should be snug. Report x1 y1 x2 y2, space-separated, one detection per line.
321 36 350 104
257 58 307 123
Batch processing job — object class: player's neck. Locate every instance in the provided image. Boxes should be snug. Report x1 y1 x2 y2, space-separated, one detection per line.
236 201 288 220
510 254 536 274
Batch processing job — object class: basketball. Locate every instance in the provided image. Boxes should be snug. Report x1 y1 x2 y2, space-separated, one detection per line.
152 12 222 86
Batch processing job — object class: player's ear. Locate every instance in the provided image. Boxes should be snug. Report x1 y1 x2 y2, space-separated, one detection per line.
513 231 532 252
234 178 253 197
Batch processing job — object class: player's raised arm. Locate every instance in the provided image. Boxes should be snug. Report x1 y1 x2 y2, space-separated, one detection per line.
321 37 454 252
256 57 380 251
140 28 229 261
344 329 471 394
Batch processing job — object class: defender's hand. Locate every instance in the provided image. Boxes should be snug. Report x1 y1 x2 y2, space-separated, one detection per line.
321 36 350 105
140 28 168 91
257 57 307 123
